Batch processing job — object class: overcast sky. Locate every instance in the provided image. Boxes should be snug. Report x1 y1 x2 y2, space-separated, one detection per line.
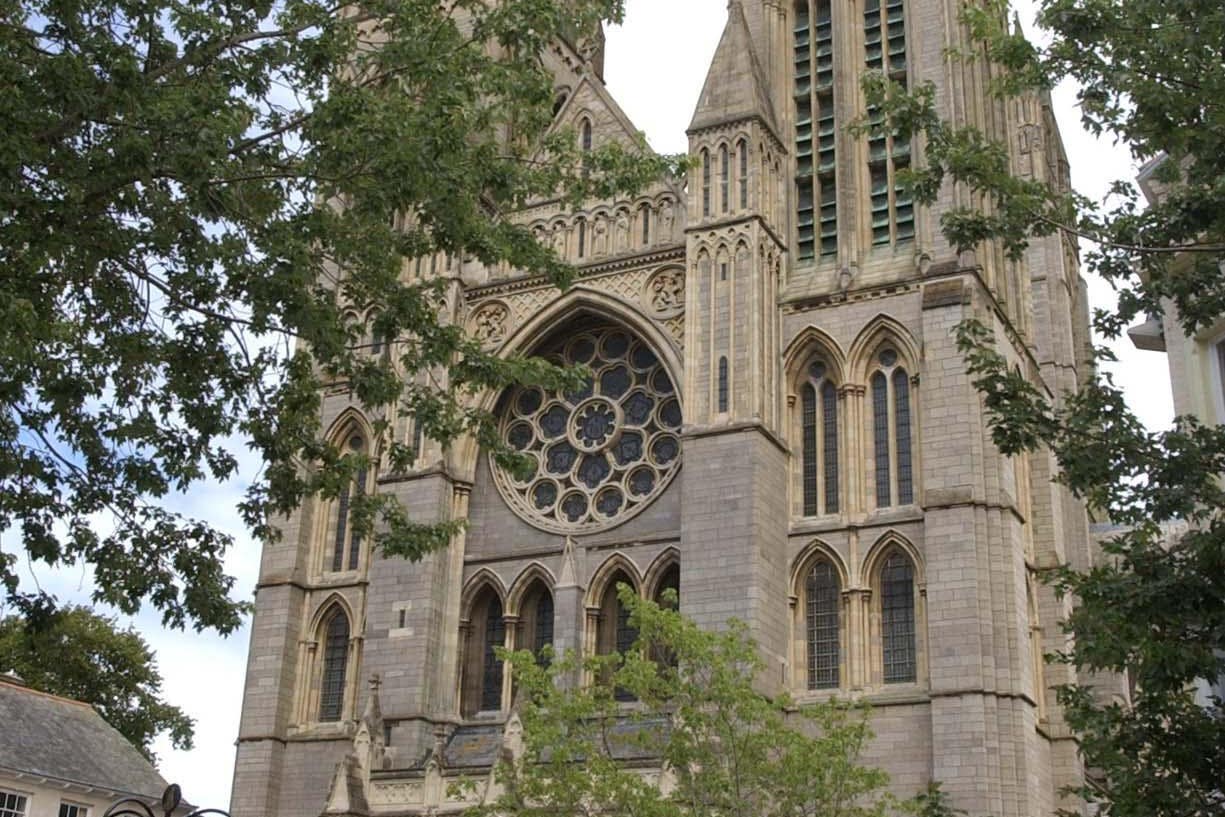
14 0 1175 811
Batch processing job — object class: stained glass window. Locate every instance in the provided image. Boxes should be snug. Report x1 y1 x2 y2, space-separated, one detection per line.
872 372 890 507
881 552 916 683
534 592 554 664
319 610 349 722
893 369 913 504
739 140 749 209
720 144 730 213
481 596 505 711
331 433 368 573
493 325 681 533
702 150 711 217
801 384 818 515
806 560 840 689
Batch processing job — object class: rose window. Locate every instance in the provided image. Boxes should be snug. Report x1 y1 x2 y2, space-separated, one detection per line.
492 326 682 533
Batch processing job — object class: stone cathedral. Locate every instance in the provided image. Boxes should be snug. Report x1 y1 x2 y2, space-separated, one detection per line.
232 1 1105 815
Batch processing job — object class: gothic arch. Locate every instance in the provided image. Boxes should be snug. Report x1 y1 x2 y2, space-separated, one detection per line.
584 552 642 608
506 562 557 617
451 288 685 483
847 315 921 384
790 539 850 597
460 568 508 619
324 407 376 449
783 326 848 389
307 592 358 638
642 547 680 599
861 530 926 590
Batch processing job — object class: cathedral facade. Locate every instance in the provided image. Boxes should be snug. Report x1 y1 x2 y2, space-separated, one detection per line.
231 2 1101 815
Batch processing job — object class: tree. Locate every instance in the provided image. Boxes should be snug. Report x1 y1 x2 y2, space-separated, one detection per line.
0 0 674 632
864 0 1225 814
469 587 895 817
0 605 193 758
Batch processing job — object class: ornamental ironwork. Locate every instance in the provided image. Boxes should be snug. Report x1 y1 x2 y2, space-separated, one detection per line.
493 325 682 533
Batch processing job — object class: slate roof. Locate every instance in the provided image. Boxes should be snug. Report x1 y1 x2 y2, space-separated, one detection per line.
0 675 169 798
434 715 670 770
689 0 780 136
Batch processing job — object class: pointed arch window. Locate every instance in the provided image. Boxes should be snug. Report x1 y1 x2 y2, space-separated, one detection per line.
800 360 839 516
319 608 350 722
720 144 730 213
596 569 638 701
871 348 913 508
717 356 729 413
738 139 749 209
880 551 916 683
794 0 837 261
864 0 914 246
651 561 680 668
520 582 555 665
701 150 712 217
805 560 840 689
462 587 506 717
329 432 371 573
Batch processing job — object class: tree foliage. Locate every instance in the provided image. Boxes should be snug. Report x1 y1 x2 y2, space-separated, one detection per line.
0 605 193 758
865 0 1225 814
470 587 894 817
0 0 674 632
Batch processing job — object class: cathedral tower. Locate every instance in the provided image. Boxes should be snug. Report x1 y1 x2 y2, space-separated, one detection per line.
232 2 1099 815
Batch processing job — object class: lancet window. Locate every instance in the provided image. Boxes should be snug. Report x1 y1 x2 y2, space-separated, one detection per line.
804 559 840 689
870 347 913 508
800 359 839 516
879 551 917 683
318 607 350 722
327 431 371 574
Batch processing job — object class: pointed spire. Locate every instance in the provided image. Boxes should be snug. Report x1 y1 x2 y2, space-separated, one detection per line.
689 0 779 135
557 535 580 587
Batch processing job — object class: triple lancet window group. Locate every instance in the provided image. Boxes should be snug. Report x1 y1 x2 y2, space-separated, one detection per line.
793 0 914 261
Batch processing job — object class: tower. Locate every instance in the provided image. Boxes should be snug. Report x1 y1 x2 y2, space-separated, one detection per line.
231 2 1098 815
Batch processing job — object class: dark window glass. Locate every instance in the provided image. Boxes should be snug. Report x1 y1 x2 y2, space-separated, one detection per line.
581 120 592 152
881 553 916 683
801 384 818 515
534 592 554 664
872 372 891 507
893 369 913 504
319 611 350 721
641 205 650 244
739 141 749 209
332 481 350 572
720 144 730 213
806 561 840 689
59 804 86 817
718 357 729 413
794 0 837 260
702 150 711 217
822 379 839 513
481 596 505 711
2 792 28 817
577 220 586 257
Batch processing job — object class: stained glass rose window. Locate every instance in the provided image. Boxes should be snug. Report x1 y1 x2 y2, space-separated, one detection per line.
491 325 682 533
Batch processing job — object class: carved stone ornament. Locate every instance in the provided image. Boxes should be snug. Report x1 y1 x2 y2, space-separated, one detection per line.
642 267 685 319
468 301 512 347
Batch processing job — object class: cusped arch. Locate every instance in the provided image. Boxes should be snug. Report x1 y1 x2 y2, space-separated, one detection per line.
790 539 851 598
324 407 376 448
506 562 557 616
861 530 925 590
847 315 921 384
642 547 680 598
584 552 642 608
460 568 508 619
783 326 848 389
308 592 357 637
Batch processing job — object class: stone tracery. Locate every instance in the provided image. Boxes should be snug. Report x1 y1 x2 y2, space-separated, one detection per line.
492 324 681 533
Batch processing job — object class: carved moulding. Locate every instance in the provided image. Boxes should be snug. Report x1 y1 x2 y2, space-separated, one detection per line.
642 266 685 319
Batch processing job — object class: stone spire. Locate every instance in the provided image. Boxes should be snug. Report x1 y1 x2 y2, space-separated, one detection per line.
689 0 779 136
